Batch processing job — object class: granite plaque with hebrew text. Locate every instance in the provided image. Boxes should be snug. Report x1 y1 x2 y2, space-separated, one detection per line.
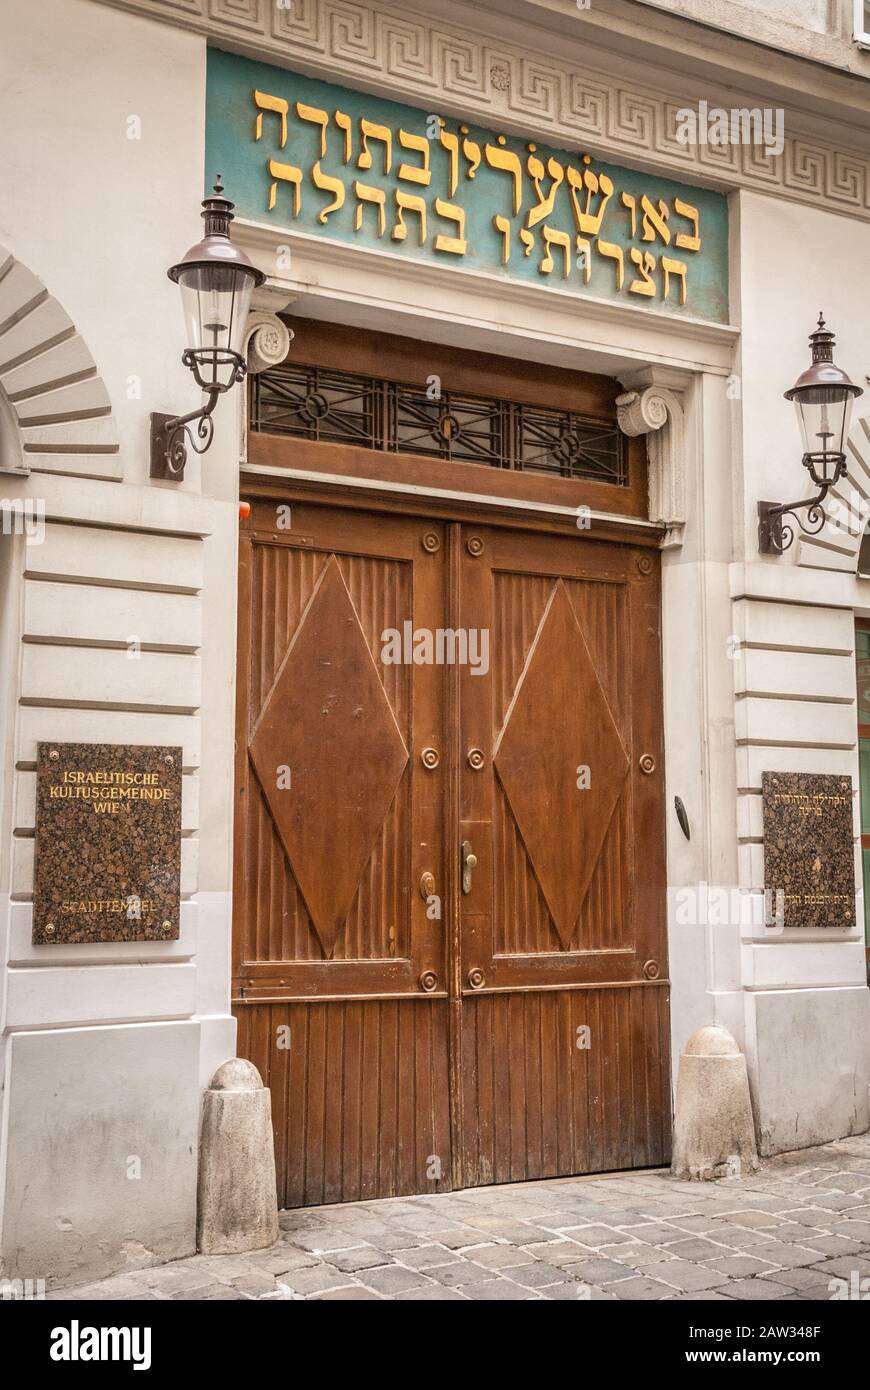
762 771 855 931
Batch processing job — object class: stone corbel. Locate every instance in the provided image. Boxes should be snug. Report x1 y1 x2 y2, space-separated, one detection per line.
239 310 295 466
245 311 294 376
616 383 686 549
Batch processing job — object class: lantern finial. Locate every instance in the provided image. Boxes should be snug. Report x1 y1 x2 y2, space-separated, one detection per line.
807 313 835 364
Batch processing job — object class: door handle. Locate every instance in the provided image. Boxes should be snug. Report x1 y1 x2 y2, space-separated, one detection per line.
461 840 477 895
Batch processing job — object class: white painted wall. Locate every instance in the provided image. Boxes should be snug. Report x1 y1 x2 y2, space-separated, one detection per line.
0 0 200 489
731 189 870 1152
1 0 869 1292
0 0 238 1285
737 191 870 561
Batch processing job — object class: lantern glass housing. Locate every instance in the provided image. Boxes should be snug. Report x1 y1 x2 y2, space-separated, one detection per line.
784 316 862 480
176 262 259 389
168 179 265 393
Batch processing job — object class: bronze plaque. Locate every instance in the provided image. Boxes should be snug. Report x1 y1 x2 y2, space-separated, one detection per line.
33 743 182 944
762 771 855 930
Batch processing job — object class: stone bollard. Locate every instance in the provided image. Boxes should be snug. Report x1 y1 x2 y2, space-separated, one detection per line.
671 1025 759 1181
197 1059 279 1254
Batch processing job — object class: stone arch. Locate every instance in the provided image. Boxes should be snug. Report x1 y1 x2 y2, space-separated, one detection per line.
0 242 119 480
0 381 22 474
796 412 870 574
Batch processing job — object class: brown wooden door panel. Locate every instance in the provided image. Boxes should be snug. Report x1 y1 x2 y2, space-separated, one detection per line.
234 498 453 1205
234 496 670 1206
234 499 447 1000
461 986 670 1186
237 999 451 1207
458 524 666 989
457 523 669 1186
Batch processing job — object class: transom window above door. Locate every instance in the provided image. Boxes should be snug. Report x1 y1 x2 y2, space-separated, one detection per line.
250 362 626 486
245 318 649 523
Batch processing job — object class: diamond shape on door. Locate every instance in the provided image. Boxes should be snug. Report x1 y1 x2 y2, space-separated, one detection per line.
493 578 629 949
249 554 409 959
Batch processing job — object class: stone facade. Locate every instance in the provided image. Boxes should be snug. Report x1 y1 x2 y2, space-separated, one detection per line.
0 0 868 1288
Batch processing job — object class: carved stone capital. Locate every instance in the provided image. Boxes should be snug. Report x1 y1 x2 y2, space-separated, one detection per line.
244 312 293 375
616 387 669 438
616 385 686 548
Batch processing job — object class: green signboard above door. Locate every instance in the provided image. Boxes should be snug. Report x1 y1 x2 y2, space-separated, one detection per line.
206 48 729 323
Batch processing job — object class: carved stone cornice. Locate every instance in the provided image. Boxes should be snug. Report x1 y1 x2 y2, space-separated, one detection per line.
617 384 686 548
95 0 870 223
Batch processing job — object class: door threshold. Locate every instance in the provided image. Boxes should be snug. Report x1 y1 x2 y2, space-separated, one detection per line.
278 1166 673 1214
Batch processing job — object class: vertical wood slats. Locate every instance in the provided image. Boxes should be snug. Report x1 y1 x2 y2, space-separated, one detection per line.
243 541 411 964
238 999 451 1208
468 537 667 1190
491 571 632 956
461 986 671 1187
235 500 669 1208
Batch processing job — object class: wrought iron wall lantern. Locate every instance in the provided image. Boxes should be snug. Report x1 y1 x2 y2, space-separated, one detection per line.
757 314 863 554
150 179 265 480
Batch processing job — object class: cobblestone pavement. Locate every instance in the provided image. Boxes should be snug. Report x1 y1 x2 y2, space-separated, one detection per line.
50 1133 870 1301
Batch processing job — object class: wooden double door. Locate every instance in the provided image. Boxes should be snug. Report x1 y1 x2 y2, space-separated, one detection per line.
234 494 670 1207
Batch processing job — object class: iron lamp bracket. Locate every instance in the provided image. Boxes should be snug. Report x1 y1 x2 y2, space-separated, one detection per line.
150 393 220 481
149 353 247 481
757 455 846 555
